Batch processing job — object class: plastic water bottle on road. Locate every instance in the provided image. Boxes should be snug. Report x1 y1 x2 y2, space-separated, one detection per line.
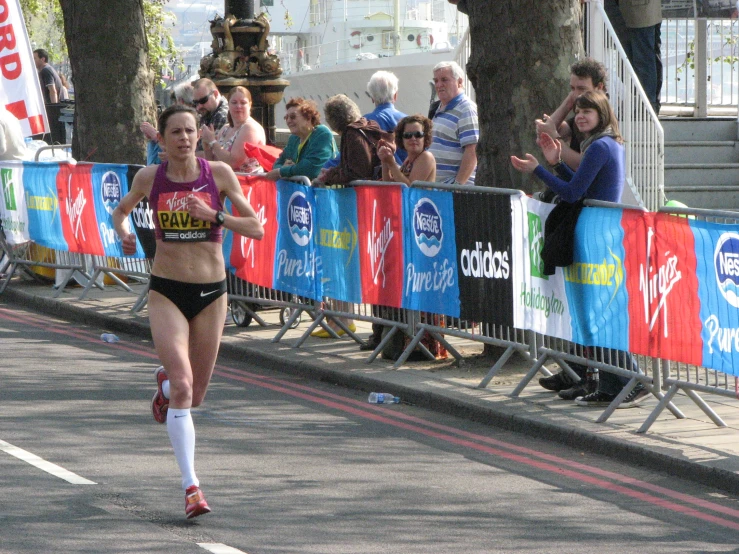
100 333 120 343
368 392 400 404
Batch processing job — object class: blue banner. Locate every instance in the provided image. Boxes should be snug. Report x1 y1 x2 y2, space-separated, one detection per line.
90 163 145 258
22 162 68 251
314 187 361 304
273 180 321 300
691 220 739 374
402 188 460 316
221 197 235 271
566 207 630 351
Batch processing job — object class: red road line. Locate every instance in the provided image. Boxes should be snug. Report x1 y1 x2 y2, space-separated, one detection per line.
3 306 739 530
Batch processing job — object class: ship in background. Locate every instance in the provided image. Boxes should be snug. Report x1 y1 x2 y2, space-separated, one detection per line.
265 0 469 122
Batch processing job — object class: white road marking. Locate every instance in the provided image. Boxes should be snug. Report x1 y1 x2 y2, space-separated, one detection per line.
197 544 249 554
0 439 96 485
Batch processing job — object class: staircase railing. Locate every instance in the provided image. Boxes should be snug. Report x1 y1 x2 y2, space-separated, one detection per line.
454 25 474 102
586 0 665 211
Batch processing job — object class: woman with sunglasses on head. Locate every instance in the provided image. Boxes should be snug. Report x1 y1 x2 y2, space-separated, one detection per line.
113 104 264 519
377 114 436 186
264 97 336 181
200 86 267 174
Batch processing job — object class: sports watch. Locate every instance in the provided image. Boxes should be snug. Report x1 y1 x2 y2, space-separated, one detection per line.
214 210 225 225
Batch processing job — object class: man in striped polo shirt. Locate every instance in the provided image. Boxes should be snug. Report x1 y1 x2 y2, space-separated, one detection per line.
428 61 479 185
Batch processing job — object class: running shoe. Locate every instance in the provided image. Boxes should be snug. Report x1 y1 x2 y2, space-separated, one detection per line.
152 366 168 424
185 485 212 519
617 384 650 409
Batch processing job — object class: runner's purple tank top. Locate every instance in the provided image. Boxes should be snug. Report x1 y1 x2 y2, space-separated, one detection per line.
148 157 224 243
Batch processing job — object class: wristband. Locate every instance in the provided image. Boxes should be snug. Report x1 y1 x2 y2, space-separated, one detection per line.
207 139 218 149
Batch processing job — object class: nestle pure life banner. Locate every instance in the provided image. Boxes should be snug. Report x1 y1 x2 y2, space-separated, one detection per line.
512 196 572 340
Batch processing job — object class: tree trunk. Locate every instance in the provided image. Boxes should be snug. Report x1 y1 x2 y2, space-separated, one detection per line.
466 0 584 193
59 0 156 164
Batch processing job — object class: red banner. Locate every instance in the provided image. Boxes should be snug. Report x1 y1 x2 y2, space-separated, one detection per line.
624 211 702 364
56 164 105 255
355 185 404 307
232 175 277 288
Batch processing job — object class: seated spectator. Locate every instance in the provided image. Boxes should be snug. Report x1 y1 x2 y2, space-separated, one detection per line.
201 86 266 174
378 114 436 186
313 94 393 186
0 106 26 161
264 97 336 181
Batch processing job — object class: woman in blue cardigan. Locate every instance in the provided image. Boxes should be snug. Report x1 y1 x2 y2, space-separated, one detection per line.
264 98 337 181
511 89 624 202
511 90 648 409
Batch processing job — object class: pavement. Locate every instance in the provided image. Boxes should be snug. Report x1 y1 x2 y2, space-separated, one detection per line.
5 274 739 496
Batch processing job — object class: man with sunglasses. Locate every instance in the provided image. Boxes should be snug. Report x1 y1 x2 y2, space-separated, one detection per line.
192 78 229 154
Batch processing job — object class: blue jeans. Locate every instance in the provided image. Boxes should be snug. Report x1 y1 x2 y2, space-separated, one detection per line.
592 349 639 397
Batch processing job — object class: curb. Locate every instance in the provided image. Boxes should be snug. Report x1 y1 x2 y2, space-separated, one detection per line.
5 285 739 496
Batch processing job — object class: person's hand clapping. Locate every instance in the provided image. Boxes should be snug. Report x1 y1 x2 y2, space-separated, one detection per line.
535 114 558 139
140 122 158 142
510 153 540 174
200 124 216 146
538 132 562 166
377 143 395 164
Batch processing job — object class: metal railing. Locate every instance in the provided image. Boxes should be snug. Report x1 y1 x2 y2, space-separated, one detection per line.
662 17 739 114
586 0 665 211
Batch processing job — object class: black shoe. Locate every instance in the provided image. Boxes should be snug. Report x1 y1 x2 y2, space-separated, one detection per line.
575 390 617 407
359 341 381 351
539 371 576 392
617 384 650 409
558 378 596 400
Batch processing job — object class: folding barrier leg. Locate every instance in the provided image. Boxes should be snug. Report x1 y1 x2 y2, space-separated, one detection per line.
637 383 680 434
477 345 515 389
684 388 727 428
392 328 426 369
427 330 464 364
365 324 401 364
290 311 334 347
510 353 548 397
595 377 638 424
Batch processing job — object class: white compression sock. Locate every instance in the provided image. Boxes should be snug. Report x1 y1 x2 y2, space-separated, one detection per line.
162 380 170 400
166 408 198 491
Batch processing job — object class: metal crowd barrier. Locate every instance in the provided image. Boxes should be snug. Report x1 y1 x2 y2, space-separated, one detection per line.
392 181 536 372
508 200 682 429
638 204 739 433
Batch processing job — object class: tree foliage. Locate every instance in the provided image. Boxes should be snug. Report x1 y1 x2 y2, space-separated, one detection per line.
20 0 179 86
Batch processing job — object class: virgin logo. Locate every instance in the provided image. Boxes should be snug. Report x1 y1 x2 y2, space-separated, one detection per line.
165 193 189 212
367 199 394 287
639 227 682 337
240 189 268 267
66 187 87 241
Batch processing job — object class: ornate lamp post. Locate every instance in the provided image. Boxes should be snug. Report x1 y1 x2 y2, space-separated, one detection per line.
199 0 289 144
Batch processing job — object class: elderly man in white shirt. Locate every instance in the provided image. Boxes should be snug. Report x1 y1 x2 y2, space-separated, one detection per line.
0 107 26 161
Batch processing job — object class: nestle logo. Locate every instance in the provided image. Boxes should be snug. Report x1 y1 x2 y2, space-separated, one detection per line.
101 171 121 215
287 191 312 247
413 198 442 258
714 232 739 308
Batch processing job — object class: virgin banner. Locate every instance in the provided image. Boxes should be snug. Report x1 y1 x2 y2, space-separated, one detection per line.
231 175 277 288
402 188 460 316
57 163 105 256
355 185 404 307
315 187 362 304
273 180 321 300
454 190 514 326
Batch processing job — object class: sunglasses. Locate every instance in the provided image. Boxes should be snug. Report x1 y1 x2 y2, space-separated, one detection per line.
192 91 213 106
402 131 425 139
